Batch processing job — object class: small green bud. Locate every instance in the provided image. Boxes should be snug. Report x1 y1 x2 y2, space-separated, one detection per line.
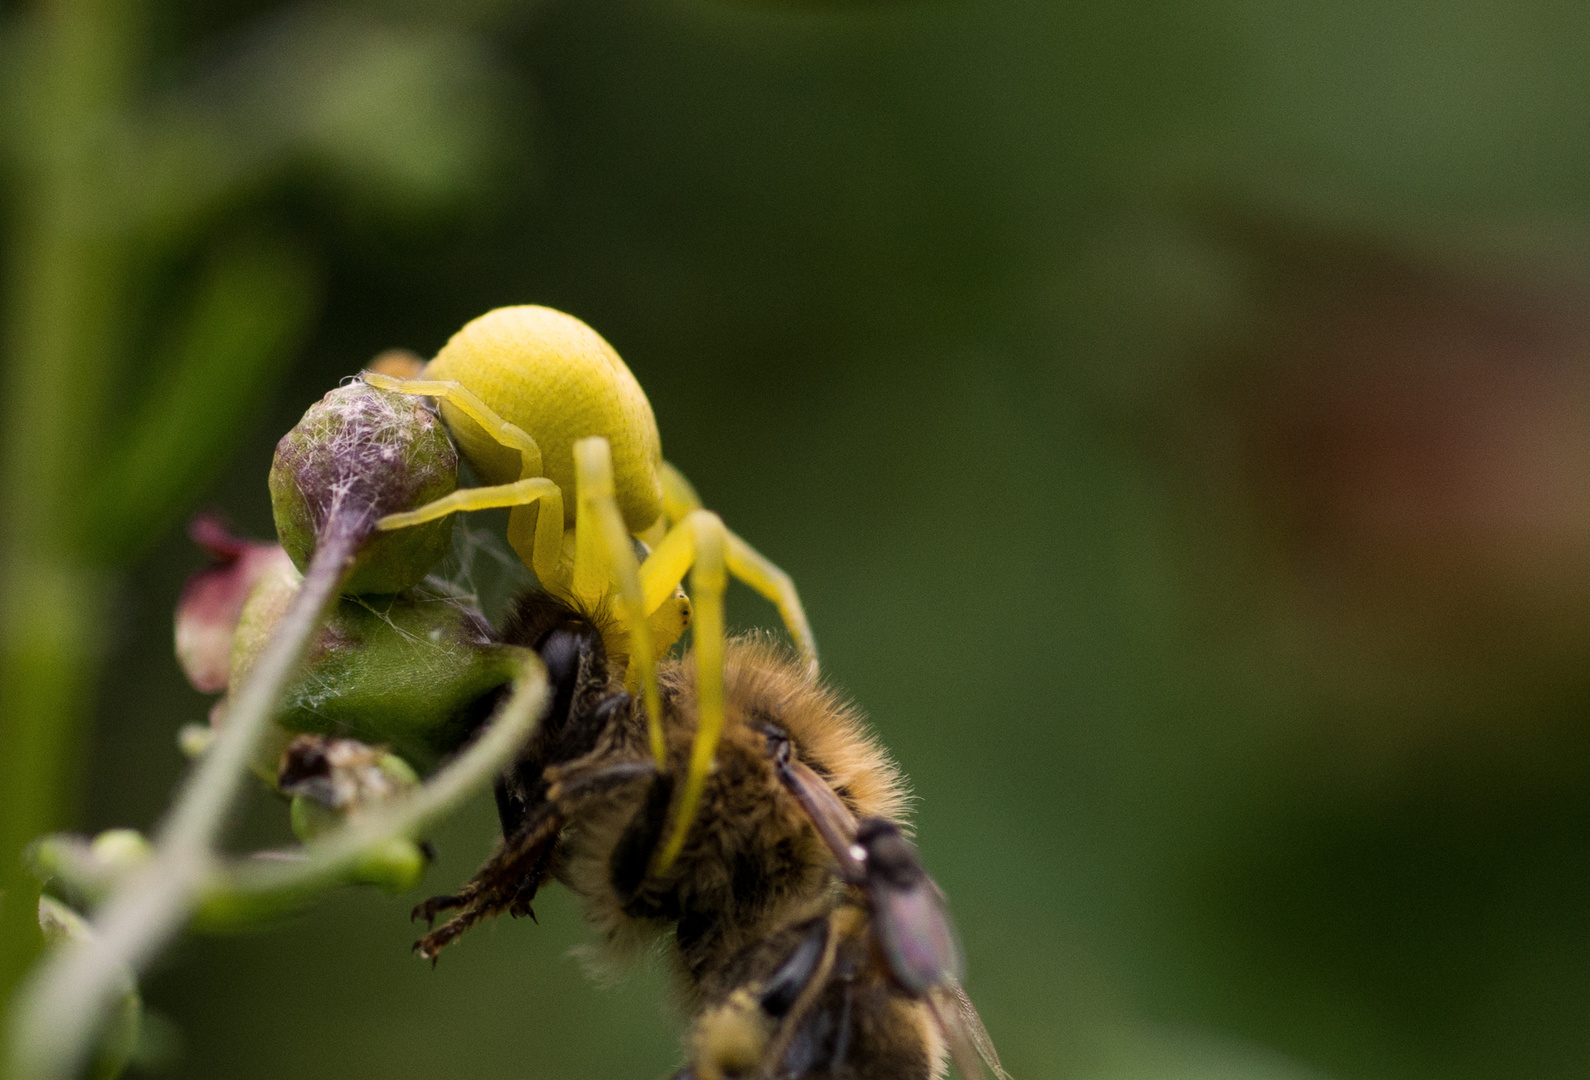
89 830 151 872
353 838 429 893
279 735 421 840
289 794 340 842
230 557 301 687
269 381 458 594
276 735 430 892
37 894 90 948
224 562 302 779
177 723 214 758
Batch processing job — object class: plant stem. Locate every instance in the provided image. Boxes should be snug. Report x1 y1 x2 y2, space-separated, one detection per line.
6 522 358 1080
213 653 544 906
0 0 139 1047
25 654 545 929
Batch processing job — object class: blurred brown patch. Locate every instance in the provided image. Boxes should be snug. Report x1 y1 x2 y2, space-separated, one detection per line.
1194 211 1590 758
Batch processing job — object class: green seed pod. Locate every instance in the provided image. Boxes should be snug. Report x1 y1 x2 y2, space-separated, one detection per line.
280 734 421 841
88 830 152 872
352 837 429 893
231 576 527 772
269 381 458 594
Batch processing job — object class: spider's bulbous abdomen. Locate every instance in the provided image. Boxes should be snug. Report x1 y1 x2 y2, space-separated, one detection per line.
423 305 663 531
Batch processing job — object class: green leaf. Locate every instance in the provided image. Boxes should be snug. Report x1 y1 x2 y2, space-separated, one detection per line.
85 236 317 563
231 584 527 772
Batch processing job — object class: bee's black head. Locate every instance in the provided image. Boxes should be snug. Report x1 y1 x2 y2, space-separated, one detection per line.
501 589 605 653
500 590 621 738
488 589 630 843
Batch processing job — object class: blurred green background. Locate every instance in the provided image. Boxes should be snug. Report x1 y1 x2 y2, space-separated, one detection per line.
10 0 1590 1077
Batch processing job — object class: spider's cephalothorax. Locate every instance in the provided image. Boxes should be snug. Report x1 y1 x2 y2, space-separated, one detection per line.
365 305 817 869
418 592 1006 1080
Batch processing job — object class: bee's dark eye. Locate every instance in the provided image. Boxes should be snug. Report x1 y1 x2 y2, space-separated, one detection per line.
539 628 584 692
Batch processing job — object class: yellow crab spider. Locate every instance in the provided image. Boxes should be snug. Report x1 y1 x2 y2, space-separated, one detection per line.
363 305 817 872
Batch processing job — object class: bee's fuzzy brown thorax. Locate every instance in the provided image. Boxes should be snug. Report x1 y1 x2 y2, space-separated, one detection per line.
419 589 972 1080
558 632 909 1001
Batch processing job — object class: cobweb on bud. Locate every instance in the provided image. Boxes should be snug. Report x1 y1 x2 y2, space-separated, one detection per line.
428 512 533 622
305 383 444 514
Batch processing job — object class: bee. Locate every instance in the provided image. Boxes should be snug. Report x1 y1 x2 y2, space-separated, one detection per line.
363 304 818 869
417 589 1007 1080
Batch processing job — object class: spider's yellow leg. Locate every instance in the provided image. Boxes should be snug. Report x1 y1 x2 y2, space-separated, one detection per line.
363 373 544 476
660 462 817 671
642 510 728 875
363 372 564 587
375 478 565 586
725 534 817 673
661 461 704 522
573 438 666 767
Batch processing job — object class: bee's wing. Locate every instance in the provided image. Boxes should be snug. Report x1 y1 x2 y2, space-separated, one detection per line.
865 837 1006 1080
871 876 965 996
925 981 1011 1080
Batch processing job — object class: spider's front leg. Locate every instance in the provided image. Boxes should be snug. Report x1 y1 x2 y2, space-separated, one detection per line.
569 439 730 875
636 509 729 875
364 371 565 586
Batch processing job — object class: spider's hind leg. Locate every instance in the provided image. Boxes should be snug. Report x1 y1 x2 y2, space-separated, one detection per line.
662 462 817 671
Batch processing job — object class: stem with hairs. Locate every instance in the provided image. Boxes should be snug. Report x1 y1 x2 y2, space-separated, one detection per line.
5 512 363 1080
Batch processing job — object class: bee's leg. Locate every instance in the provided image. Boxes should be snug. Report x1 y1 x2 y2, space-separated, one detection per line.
413 826 562 959
753 912 843 1075
826 979 855 1072
662 462 817 671
363 372 565 585
758 917 832 1019
413 806 563 923
606 769 675 914
688 918 831 1080
634 507 729 875
571 438 669 768
413 759 657 959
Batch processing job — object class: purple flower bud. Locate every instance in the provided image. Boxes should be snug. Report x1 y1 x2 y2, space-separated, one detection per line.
269 381 458 594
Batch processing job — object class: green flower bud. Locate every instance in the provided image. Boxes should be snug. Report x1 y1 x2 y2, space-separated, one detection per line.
352 838 429 893
283 592 527 770
231 576 526 771
276 736 430 893
228 562 303 780
269 381 458 594
279 735 421 840
89 830 151 872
